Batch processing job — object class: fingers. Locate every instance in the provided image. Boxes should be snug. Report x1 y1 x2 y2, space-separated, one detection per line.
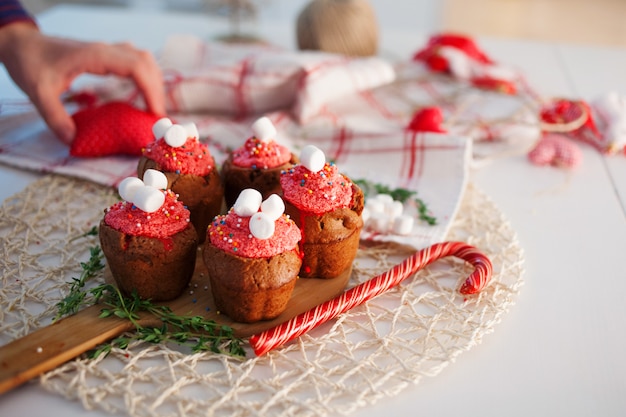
31 89 76 144
82 42 166 116
128 48 167 116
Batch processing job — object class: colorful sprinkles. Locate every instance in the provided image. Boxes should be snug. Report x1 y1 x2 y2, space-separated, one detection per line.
142 137 214 176
279 162 352 214
207 208 301 258
104 190 191 239
231 136 292 169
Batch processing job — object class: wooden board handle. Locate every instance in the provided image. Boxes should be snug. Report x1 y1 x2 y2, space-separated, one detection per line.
0 304 133 395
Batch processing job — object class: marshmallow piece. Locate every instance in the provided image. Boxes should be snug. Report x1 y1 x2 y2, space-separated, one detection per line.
260 194 285 221
368 212 389 233
251 116 277 142
300 145 326 173
142 169 168 190
386 200 404 218
374 193 394 205
118 177 144 202
181 122 199 141
392 215 414 235
152 117 173 139
233 188 263 217
164 124 188 148
365 198 385 214
249 212 275 239
133 186 165 213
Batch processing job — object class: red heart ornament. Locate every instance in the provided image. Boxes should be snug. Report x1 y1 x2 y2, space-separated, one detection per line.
70 102 161 158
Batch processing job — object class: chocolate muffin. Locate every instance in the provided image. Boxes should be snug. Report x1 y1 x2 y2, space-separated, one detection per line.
100 173 198 301
221 116 297 207
203 190 302 323
280 145 364 279
138 118 224 243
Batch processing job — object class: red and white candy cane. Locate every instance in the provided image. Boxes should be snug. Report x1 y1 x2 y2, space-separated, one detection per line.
250 241 493 356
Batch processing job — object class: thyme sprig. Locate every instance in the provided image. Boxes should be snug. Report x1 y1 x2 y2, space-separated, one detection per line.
55 230 246 359
54 244 105 321
354 178 437 225
89 283 246 359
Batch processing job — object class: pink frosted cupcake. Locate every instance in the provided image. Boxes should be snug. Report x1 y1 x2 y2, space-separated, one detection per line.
221 116 297 208
203 190 302 323
280 145 364 279
138 118 224 243
99 170 198 301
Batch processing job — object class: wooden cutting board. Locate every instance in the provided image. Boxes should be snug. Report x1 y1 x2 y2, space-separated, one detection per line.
0 250 352 394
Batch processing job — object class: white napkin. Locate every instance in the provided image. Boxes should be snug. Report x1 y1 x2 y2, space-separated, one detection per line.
89 35 396 123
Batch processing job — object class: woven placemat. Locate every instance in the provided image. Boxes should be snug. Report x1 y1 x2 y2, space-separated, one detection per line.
0 175 524 417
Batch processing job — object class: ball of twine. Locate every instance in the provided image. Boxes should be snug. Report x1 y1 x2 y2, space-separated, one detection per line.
296 0 379 57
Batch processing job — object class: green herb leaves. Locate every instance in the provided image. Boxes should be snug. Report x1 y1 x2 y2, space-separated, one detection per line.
54 245 105 321
86 283 246 359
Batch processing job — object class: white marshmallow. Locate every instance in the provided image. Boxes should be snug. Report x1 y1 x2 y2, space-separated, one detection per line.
365 198 385 214
181 122 199 141
368 212 389 233
251 116 277 142
260 194 285 221
373 193 394 205
152 117 173 139
233 188 262 217
142 169 168 190
164 124 188 148
300 145 326 173
249 212 275 239
392 215 414 235
133 186 165 213
118 177 144 202
386 200 404 218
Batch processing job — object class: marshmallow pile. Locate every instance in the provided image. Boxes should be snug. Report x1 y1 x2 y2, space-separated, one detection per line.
118 169 169 213
233 189 286 239
251 116 278 142
300 144 326 173
362 194 415 236
152 117 199 148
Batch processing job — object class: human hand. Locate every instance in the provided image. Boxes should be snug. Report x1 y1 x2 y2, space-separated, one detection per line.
0 22 166 144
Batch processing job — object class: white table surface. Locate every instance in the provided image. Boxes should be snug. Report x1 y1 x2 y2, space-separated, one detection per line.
1 2 626 417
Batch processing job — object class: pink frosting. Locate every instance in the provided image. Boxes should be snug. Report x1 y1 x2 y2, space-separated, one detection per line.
142 137 214 176
279 163 353 214
232 137 292 169
104 190 191 238
208 209 301 258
